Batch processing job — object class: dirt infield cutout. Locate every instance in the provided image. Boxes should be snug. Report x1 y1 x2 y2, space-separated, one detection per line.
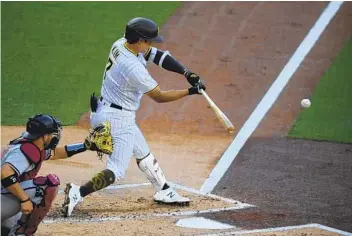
37 185 253 236
47 186 246 220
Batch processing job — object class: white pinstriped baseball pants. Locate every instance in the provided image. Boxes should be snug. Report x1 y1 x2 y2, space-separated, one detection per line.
90 101 150 180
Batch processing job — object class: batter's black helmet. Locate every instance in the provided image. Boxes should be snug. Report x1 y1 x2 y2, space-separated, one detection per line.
124 17 163 43
23 114 62 140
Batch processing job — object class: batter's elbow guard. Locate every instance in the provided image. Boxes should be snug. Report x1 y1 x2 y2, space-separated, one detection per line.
154 50 186 75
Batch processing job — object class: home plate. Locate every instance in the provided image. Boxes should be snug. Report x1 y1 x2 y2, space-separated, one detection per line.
176 217 235 229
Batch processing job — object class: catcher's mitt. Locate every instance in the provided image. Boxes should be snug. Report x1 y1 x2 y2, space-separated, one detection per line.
85 122 113 159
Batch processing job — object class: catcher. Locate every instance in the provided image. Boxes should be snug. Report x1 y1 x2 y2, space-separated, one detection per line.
1 114 111 236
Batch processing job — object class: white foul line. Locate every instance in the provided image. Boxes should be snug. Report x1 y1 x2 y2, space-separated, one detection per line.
201 223 352 236
200 1 344 194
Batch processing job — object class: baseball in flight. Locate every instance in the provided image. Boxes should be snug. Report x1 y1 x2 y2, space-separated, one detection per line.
301 98 311 108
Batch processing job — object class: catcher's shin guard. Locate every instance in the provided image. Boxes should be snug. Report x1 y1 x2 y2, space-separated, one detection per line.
137 153 166 191
11 174 59 235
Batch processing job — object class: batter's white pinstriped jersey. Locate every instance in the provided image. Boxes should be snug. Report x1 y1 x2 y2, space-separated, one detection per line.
91 38 161 179
100 38 158 111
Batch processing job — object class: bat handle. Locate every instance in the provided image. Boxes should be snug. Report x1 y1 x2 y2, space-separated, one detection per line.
200 89 214 105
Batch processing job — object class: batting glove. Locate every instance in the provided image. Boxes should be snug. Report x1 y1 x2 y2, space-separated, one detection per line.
188 82 206 95
184 70 201 86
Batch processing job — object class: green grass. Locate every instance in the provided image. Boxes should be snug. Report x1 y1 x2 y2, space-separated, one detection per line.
289 39 352 143
1 2 180 125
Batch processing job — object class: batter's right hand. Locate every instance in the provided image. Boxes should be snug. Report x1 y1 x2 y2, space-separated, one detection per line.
20 199 33 214
188 82 206 95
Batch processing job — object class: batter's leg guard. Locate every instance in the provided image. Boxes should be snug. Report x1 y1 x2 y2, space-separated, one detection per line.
10 174 60 236
137 153 190 206
137 153 167 192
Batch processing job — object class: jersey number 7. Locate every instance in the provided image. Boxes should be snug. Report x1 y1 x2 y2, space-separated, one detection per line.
103 57 113 80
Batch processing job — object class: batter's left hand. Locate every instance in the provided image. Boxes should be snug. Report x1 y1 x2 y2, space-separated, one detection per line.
184 70 200 86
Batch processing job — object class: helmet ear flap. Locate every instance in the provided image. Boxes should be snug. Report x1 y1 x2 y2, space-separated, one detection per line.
124 28 139 43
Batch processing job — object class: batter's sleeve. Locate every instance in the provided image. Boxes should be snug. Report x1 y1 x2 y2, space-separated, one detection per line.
127 65 158 94
2 148 31 176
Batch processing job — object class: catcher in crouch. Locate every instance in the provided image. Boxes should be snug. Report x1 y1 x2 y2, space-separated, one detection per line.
1 114 111 236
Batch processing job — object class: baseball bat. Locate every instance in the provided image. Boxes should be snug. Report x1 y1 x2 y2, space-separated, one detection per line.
201 90 235 134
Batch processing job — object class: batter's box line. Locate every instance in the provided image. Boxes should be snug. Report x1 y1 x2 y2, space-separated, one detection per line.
44 204 253 224
57 182 255 208
168 182 255 207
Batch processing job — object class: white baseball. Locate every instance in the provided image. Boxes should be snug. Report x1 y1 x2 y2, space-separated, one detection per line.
301 99 311 108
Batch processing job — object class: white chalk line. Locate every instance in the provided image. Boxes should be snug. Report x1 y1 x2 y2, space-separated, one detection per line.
200 1 344 194
169 182 255 207
44 205 252 224
200 223 352 236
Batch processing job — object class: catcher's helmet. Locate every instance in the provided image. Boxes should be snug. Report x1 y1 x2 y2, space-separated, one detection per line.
23 114 62 144
124 17 163 43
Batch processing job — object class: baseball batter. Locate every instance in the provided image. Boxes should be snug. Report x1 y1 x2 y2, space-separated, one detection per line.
63 17 206 217
1 114 107 235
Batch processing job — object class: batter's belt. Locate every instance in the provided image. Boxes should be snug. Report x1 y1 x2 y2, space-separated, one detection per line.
100 97 123 110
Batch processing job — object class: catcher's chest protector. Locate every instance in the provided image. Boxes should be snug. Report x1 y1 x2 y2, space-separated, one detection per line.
13 140 47 181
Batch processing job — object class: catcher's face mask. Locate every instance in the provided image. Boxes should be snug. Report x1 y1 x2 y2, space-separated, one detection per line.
44 127 62 150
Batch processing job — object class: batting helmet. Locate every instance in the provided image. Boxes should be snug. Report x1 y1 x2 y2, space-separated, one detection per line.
124 17 164 43
23 114 62 149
